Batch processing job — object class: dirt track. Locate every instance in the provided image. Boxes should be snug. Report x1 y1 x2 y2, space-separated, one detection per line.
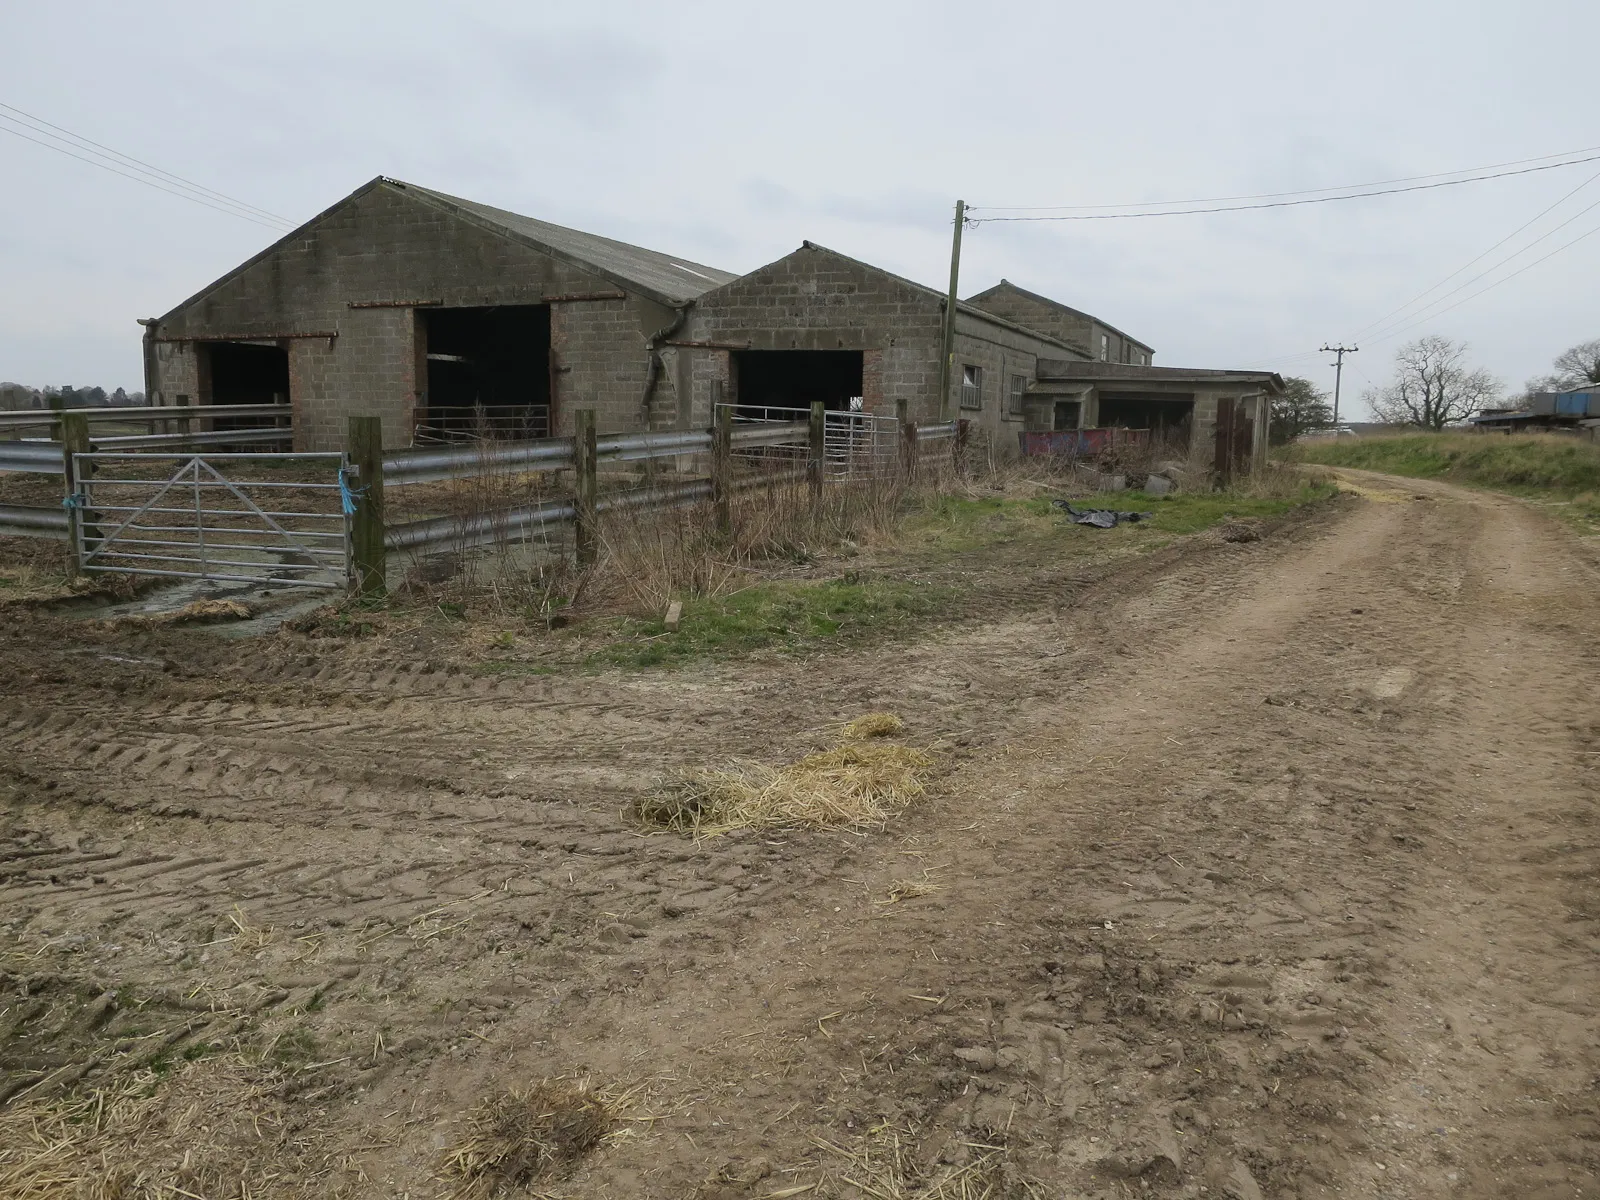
2 471 1597 1198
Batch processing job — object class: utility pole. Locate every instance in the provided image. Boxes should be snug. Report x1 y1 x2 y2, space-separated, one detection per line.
1320 344 1358 428
937 200 967 422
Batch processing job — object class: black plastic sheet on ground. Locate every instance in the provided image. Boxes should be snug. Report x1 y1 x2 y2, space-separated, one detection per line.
1052 500 1154 528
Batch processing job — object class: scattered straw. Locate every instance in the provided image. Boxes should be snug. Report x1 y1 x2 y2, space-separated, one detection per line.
106 597 253 630
841 711 905 740
816 1126 1042 1199
227 905 276 954
0 1059 332 1199
639 741 933 837
880 877 944 905
443 1079 621 1197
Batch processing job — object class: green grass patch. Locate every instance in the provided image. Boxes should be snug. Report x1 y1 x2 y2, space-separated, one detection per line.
589 575 953 669
905 484 1333 549
1295 432 1600 532
1296 432 1600 492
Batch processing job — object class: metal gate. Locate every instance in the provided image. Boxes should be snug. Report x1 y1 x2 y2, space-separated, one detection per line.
823 409 898 479
72 452 351 589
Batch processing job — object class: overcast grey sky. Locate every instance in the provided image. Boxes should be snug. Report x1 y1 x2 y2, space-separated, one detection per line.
2 0 1596 414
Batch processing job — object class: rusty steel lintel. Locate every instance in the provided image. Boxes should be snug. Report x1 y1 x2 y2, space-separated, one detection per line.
662 339 753 350
542 291 628 303
348 298 442 309
347 291 624 310
151 331 338 343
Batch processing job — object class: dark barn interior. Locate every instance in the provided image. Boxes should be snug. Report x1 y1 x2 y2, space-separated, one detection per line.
732 350 864 418
1098 393 1194 443
422 305 552 439
205 342 289 406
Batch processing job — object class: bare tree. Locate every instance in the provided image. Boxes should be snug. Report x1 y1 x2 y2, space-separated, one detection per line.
1366 336 1500 430
1551 338 1600 389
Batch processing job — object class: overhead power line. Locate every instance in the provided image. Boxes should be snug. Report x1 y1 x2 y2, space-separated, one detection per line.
0 102 293 230
1348 167 1600 341
1358 191 1600 344
967 153 1600 222
1363 217 1600 348
974 143 1600 213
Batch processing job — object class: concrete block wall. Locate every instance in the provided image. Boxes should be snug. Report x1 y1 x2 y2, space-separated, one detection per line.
967 284 1152 367
148 340 200 405
681 246 948 428
148 180 661 451
948 312 1077 447
680 245 1073 454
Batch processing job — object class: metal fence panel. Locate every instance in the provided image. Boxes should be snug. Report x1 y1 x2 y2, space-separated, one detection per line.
0 442 67 474
74 452 350 589
0 503 68 539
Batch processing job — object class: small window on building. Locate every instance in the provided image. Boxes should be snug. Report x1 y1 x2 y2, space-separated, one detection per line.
1008 373 1027 416
961 364 984 410
1099 333 1110 362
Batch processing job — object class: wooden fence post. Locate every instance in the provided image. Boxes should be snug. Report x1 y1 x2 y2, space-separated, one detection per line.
574 409 598 565
60 412 91 576
808 401 825 501
347 415 386 597
896 398 917 479
954 418 970 478
712 400 732 535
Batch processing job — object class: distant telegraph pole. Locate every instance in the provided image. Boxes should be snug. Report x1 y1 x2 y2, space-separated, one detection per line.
1320 344 1358 427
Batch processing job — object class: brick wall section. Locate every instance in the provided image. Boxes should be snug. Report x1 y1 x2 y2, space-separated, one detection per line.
148 181 667 451
679 244 1075 452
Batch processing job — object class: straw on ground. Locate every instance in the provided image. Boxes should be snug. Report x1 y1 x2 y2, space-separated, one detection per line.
442 1079 626 1197
637 725 932 837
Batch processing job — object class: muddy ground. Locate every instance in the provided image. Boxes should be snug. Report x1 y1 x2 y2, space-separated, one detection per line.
1 470 1596 1198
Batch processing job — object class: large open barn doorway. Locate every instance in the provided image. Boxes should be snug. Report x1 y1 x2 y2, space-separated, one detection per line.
201 341 289 433
732 350 863 418
205 341 289 406
421 305 551 441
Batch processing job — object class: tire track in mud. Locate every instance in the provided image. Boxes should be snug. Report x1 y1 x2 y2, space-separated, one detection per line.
346 484 1598 1200
17 490 1588 1197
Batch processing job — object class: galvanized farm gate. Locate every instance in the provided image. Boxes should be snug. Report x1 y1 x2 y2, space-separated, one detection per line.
71 451 351 588
715 403 901 480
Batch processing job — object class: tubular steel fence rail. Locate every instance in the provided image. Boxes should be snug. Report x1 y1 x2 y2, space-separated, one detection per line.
6 403 972 596
0 403 290 432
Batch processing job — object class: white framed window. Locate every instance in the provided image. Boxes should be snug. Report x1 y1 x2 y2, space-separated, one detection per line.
960 364 984 410
1008 373 1027 416
1099 333 1109 361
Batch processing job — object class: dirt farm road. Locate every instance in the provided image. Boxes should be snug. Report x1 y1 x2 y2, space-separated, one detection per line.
2 471 1597 1199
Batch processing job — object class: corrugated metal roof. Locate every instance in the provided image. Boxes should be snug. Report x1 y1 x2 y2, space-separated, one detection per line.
394 180 738 306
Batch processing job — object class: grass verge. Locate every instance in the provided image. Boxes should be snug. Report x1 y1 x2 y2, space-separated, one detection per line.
1294 432 1600 532
586 575 953 669
904 481 1335 551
